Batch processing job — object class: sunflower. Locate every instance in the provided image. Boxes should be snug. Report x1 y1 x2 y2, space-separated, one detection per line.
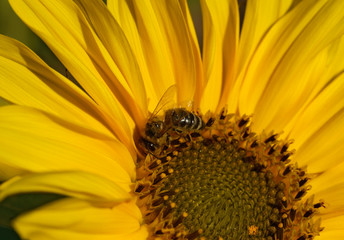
1 0 344 239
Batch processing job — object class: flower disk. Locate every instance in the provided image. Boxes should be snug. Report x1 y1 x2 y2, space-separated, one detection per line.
135 111 324 240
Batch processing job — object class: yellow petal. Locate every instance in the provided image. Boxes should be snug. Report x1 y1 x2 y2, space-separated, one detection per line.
200 0 239 113
0 172 131 204
0 96 10 106
236 0 293 76
178 0 204 108
109 0 202 109
293 107 344 173
0 35 114 138
228 0 293 113
237 0 344 129
127 0 198 108
0 105 135 188
9 0 137 148
281 36 344 139
308 162 344 219
109 0 203 110
320 215 344 239
0 161 25 181
72 0 147 127
13 198 148 240
148 0 198 105
310 161 344 195
108 0 156 112
317 183 344 219
107 0 158 113
288 73 344 151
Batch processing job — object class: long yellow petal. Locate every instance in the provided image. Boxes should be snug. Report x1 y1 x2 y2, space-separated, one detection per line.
13 198 148 240
320 215 344 239
109 0 202 110
310 172 344 221
150 0 198 105
236 0 293 76
310 160 344 195
72 0 147 127
200 0 239 113
128 0 197 107
108 0 156 112
0 35 115 139
237 0 344 127
9 0 138 148
227 0 293 113
306 162 344 222
0 172 131 204
0 161 25 182
178 0 204 108
316 183 344 219
0 105 135 188
287 73 344 151
293 108 344 173
279 36 344 137
253 1 344 134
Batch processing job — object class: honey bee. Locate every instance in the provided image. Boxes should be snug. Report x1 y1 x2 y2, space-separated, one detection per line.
164 108 204 132
140 86 204 154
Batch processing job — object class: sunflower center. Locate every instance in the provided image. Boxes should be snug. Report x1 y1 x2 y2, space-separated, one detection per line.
160 139 287 239
135 110 325 240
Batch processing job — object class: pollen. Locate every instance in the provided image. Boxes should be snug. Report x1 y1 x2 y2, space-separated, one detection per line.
248 225 258 235
134 111 325 240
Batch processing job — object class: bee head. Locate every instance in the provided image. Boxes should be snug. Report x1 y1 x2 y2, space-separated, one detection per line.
139 138 159 153
145 120 164 138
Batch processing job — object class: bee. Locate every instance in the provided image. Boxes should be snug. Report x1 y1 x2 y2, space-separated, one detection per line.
140 86 204 154
164 108 204 131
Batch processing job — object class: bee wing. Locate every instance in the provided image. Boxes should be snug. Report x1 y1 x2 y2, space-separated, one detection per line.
150 85 177 119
